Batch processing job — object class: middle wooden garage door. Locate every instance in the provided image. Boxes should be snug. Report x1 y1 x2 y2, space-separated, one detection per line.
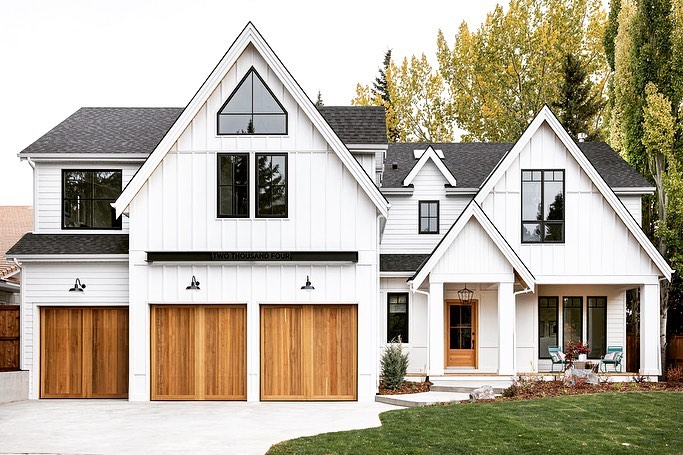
151 305 246 400
261 305 357 401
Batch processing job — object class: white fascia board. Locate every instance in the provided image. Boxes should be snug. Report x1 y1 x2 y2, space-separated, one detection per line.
114 22 388 218
346 144 388 150
20 153 149 161
379 271 415 277
474 105 673 281
381 187 414 196
410 201 535 290
535 275 660 285
445 187 478 196
403 146 457 187
8 254 129 262
613 187 656 195
0 281 20 293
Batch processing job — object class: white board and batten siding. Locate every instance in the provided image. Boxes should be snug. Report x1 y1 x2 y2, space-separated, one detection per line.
125 43 380 401
618 194 643 226
381 160 470 254
21 261 129 399
34 162 140 233
481 123 658 279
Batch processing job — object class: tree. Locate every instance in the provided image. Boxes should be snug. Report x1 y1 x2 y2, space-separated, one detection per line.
552 53 604 140
352 52 454 142
437 0 608 142
314 90 324 108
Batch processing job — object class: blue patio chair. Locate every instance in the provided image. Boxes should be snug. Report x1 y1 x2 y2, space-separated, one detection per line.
548 346 569 373
600 346 623 373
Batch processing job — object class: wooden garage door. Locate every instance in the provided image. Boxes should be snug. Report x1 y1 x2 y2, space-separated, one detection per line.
261 305 357 401
151 305 246 400
40 307 128 398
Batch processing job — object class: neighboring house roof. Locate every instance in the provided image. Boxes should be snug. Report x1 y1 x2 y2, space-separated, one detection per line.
380 254 430 273
19 108 183 155
383 142 652 190
114 23 389 218
317 106 387 145
0 206 33 279
6 233 129 256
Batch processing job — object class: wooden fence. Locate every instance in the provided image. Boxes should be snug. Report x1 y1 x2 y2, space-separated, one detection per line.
668 335 683 367
0 305 20 371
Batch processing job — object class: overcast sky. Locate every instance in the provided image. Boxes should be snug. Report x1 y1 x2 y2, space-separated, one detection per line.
0 0 502 206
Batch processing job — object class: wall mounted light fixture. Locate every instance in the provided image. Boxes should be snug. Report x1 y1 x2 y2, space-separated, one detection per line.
457 284 474 304
300 275 315 291
69 278 86 292
186 275 201 291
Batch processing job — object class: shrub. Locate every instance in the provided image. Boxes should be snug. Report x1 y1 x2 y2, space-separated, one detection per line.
666 364 683 384
380 337 409 390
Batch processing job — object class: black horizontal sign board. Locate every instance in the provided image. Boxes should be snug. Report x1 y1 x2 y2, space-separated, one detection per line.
146 251 358 263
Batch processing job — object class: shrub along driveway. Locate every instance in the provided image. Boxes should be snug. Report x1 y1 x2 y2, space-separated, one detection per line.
0 399 396 454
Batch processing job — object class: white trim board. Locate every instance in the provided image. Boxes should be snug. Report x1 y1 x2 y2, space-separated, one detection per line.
403 145 457 187
114 22 388 218
473 105 673 281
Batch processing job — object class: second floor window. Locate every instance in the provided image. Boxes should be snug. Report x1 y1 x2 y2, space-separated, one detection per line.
63 170 122 229
256 154 287 217
522 170 564 243
218 154 249 217
419 201 439 234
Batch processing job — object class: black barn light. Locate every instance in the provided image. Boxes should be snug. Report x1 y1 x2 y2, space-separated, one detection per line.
69 278 86 292
186 275 201 291
301 276 315 291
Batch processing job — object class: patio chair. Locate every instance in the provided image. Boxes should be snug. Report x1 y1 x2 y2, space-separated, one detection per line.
600 346 624 373
548 346 569 373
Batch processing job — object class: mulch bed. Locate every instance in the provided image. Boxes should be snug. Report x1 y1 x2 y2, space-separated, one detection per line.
378 380 432 395
478 377 683 403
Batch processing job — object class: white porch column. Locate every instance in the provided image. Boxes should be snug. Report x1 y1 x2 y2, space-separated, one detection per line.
639 283 661 376
428 281 445 376
498 281 515 375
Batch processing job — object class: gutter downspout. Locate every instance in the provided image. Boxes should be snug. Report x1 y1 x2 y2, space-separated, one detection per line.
410 281 430 377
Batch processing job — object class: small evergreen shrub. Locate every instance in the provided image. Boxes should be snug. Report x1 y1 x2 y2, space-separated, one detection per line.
380 337 409 390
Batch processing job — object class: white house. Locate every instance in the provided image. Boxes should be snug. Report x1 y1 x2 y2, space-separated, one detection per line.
6 23 672 402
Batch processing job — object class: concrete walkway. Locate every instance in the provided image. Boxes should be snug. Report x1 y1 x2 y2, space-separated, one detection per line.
375 391 470 407
0 399 398 454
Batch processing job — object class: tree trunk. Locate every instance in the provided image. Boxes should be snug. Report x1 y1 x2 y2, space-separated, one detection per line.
661 280 669 375
653 150 669 375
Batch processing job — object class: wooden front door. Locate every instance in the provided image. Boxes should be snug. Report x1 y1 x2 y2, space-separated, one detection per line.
260 304 357 401
151 305 246 400
445 300 477 368
41 307 128 398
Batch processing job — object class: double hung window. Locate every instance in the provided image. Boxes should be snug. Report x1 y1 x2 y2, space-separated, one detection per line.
522 170 564 243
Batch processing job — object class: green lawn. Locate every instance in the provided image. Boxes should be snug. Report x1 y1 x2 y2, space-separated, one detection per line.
268 392 683 454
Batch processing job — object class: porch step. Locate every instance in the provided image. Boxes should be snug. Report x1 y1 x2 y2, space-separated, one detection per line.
429 377 513 394
376 391 470 408
430 385 505 394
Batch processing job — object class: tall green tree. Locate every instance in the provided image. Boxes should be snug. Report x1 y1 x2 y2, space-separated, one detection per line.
553 53 604 140
437 0 608 142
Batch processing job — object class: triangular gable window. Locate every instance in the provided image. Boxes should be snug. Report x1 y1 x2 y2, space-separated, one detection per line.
217 67 287 135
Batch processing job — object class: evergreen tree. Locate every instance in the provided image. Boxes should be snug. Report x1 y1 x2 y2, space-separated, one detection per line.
552 53 604 140
314 90 324 108
372 50 392 105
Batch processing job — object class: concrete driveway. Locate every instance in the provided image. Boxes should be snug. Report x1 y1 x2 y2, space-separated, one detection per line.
0 399 397 454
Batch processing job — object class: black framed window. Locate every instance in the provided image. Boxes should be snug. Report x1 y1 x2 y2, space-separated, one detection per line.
387 293 409 343
217 67 287 135
587 297 607 359
419 201 439 234
522 170 564 243
539 297 559 359
256 154 287 217
62 170 122 229
218 154 249 217
562 297 583 351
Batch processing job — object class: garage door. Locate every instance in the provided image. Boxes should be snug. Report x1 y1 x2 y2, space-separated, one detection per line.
40 307 128 398
151 305 246 400
260 305 357 401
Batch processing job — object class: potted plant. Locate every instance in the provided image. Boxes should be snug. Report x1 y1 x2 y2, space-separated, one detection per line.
565 340 591 367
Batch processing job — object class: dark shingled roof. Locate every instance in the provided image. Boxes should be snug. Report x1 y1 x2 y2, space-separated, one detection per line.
6 233 129 256
380 254 430 272
20 107 184 155
318 106 387 145
383 142 651 189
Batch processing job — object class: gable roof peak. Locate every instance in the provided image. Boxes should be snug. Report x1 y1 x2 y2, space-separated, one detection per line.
403 144 457 187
